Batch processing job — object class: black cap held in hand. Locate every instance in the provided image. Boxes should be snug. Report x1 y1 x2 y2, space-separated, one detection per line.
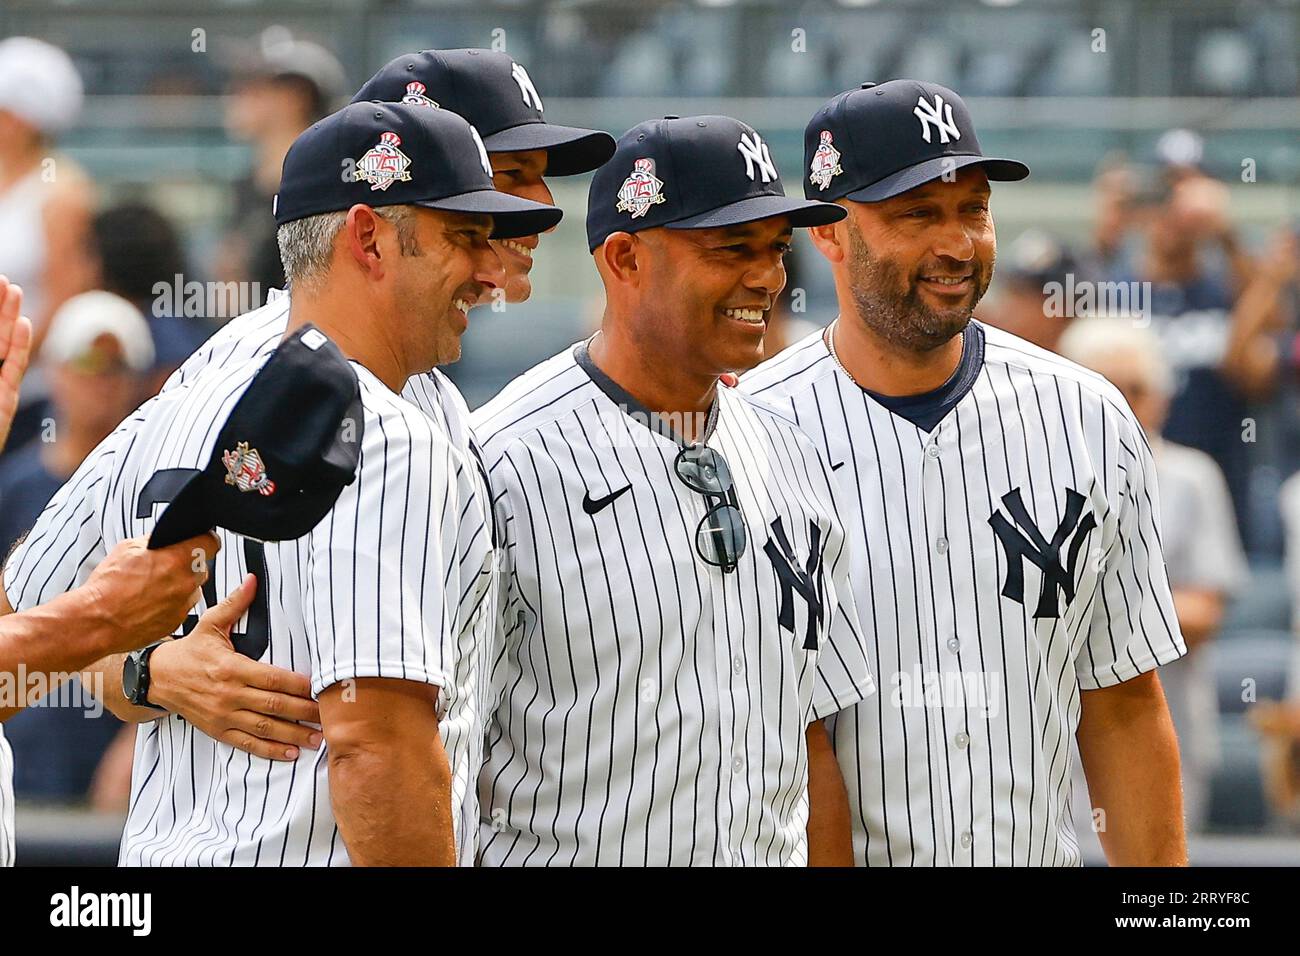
273 100 563 238
804 79 1029 202
148 325 365 549
351 49 615 176
587 114 845 252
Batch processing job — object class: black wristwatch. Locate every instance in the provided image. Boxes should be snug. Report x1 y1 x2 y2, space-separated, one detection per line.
122 641 168 710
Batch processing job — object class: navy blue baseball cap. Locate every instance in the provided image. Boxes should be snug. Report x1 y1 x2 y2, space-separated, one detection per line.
587 115 845 252
273 100 563 238
351 50 615 177
149 324 364 549
804 80 1029 202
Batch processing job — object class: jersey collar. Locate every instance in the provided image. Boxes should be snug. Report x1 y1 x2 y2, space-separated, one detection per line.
838 320 986 433
573 338 719 447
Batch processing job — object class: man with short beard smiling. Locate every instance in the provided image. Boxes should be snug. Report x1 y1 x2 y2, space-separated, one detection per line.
745 81 1188 867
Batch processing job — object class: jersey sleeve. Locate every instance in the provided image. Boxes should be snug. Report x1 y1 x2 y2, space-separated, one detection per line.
2 439 117 610
806 440 876 721
1075 415 1187 690
302 398 464 699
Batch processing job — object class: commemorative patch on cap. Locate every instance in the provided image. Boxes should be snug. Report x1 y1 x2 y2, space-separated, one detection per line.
809 130 843 191
223 442 277 496
355 131 413 191
401 80 439 109
616 158 666 219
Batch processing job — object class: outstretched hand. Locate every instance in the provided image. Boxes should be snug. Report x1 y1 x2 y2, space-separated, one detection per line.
0 276 33 454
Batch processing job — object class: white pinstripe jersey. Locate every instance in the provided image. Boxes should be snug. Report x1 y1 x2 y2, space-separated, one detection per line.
0 725 11 865
470 342 876 866
742 320 1186 867
1 299 499 866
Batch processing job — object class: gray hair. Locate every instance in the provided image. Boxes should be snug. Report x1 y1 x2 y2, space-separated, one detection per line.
1058 316 1174 398
276 205 421 292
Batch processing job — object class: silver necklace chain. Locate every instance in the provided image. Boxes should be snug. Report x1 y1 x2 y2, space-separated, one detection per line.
823 319 861 388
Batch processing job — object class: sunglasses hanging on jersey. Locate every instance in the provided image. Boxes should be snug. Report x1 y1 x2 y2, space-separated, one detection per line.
674 443 747 573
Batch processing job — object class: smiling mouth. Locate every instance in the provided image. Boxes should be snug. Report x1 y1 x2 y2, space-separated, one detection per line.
722 306 766 326
452 297 472 315
920 274 973 288
498 239 534 260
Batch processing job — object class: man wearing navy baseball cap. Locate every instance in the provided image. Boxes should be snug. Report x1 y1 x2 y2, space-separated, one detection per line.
745 82 1188 868
353 49 615 302
69 53 606 792
16 101 566 867
471 115 878 866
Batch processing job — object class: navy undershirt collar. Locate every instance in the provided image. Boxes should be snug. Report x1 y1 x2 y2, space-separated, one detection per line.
848 320 986 433
573 339 719 447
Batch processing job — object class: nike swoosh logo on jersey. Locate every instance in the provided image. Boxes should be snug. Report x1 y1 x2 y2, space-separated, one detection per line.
831 461 846 471
582 485 632 515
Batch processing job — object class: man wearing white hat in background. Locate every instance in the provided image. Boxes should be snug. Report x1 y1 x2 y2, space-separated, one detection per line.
0 37 98 453
0 291 154 562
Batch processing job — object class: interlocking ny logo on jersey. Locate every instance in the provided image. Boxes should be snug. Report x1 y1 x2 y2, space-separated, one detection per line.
913 93 961 145
737 131 778 184
763 516 825 649
988 487 1096 619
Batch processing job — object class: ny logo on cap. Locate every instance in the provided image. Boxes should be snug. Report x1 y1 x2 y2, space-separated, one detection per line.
913 93 962 145
616 158 666 218
402 81 439 109
511 62 544 113
737 131 777 184
468 124 492 177
355 131 412 192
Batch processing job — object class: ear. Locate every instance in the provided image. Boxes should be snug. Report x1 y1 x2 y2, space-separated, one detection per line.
807 215 848 265
344 204 386 280
594 232 640 287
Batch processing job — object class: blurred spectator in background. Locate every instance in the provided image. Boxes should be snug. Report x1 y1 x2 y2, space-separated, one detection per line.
0 290 153 809
1100 146 1292 551
93 201 214 394
980 228 1082 353
0 37 97 452
215 28 345 305
1062 316 1248 833
1258 475 1300 827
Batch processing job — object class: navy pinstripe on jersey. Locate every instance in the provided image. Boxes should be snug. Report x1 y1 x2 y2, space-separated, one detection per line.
2 325 498 865
742 320 1185 866
470 342 875 866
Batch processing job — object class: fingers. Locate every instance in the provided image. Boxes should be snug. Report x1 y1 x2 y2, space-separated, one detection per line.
230 709 322 751
195 574 257 632
236 685 320 725
0 315 31 387
219 729 305 762
242 657 316 700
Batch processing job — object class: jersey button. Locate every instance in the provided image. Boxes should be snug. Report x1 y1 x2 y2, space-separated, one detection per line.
935 537 948 554
954 732 970 749
925 443 939 459
732 655 744 674
960 830 973 850
731 755 744 774
947 637 961 654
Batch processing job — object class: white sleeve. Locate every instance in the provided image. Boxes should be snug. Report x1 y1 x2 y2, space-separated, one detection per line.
303 401 463 699
2 441 116 610
1076 417 1187 690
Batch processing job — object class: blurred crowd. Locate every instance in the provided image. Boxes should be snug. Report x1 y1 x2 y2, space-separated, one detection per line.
1 32 1300 842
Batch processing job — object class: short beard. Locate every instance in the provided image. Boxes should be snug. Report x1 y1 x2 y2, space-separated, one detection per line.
845 218 988 353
